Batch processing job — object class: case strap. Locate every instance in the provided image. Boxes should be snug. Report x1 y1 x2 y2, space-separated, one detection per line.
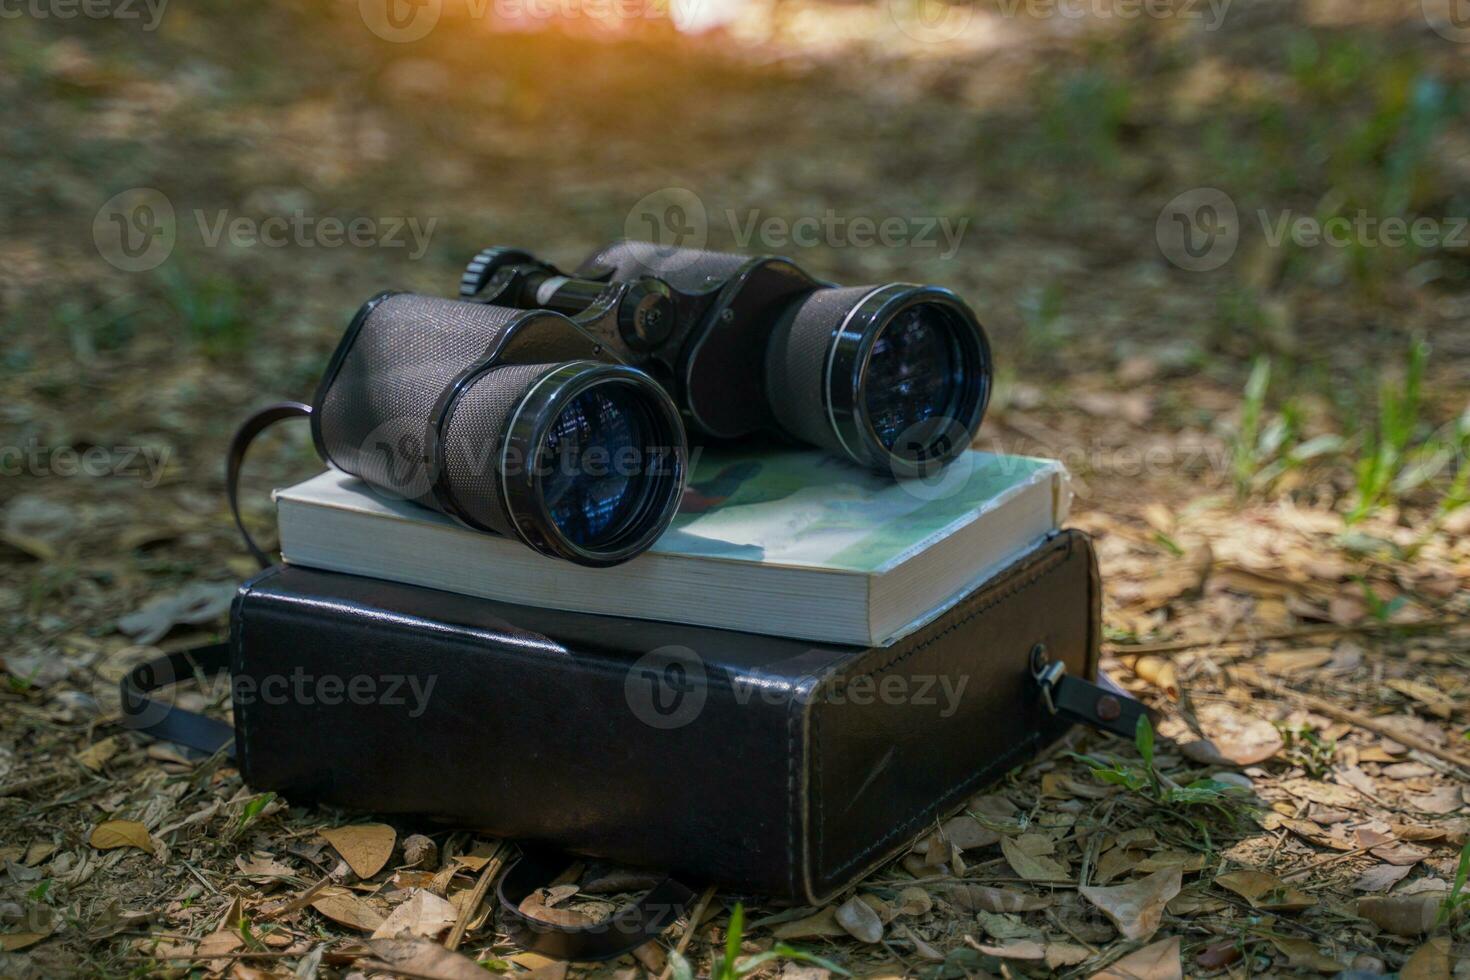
120 644 237 759
227 401 313 569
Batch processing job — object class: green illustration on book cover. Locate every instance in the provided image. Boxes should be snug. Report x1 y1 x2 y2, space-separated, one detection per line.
655 447 1057 571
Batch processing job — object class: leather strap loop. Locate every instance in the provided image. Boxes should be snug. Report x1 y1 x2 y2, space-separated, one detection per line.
497 846 697 961
1048 671 1155 740
119 644 237 760
227 401 313 569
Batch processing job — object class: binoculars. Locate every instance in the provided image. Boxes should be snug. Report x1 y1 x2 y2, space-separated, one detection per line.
311 242 993 566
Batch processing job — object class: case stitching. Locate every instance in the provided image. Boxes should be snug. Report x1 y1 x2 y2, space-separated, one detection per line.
235 580 253 774
788 680 798 894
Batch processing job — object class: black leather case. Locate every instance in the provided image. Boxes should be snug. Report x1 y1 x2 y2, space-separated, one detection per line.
230 529 1100 903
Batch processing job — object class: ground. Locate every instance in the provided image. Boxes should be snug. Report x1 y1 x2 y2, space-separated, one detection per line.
1 0 1469 976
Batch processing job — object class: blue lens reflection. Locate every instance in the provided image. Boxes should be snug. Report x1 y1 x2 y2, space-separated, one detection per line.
863 304 958 451
540 387 646 547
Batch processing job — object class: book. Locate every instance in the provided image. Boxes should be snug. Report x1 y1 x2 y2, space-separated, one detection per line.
274 447 1071 646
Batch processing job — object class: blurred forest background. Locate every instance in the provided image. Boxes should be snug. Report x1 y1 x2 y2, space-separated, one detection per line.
2 0 1469 976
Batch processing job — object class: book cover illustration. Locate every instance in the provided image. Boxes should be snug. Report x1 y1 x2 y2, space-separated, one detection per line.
655 446 1060 572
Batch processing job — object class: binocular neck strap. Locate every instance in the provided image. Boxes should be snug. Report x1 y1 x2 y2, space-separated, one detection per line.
227 401 313 570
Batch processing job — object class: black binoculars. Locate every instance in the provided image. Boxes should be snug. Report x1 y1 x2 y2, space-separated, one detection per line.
459 240 993 478
310 242 992 567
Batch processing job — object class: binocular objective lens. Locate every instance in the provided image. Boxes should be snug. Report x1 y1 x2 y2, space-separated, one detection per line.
539 386 649 548
863 303 961 452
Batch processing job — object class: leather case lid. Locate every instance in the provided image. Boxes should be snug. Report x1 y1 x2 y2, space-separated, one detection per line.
230 529 1098 900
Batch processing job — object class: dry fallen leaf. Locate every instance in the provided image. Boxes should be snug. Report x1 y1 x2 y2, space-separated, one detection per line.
1384 679 1456 720
1001 835 1071 883
1090 935 1181 980
235 852 297 880
1042 772 1114 800
321 823 396 879
194 928 244 973
976 909 1043 943
835 895 883 943
944 884 1050 912
0 932 49 952
372 889 457 940
1045 942 1092 968
895 922 944 961
361 937 493 980
1195 940 1242 970
1168 703 1283 767
518 889 599 929
1353 828 1429 866
1269 937 1344 974
1353 863 1413 893
116 581 237 644
1079 867 1182 941
1134 851 1208 874
311 887 387 932
896 886 932 916
1125 543 1211 610
452 841 502 872
1407 786 1464 814
1356 894 1440 936
89 820 155 856
1259 812 1353 850
1094 845 1144 884
771 907 847 940
941 814 1000 850
1400 935 1452 980
1278 778 1361 809
75 736 119 772
1214 870 1315 911
1259 648 1335 674
968 938 1045 960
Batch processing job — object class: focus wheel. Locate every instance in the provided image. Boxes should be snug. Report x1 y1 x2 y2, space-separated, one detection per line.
460 247 540 299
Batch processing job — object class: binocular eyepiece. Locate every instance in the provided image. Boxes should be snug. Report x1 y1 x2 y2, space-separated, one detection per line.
305 243 993 567
461 240 993 478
